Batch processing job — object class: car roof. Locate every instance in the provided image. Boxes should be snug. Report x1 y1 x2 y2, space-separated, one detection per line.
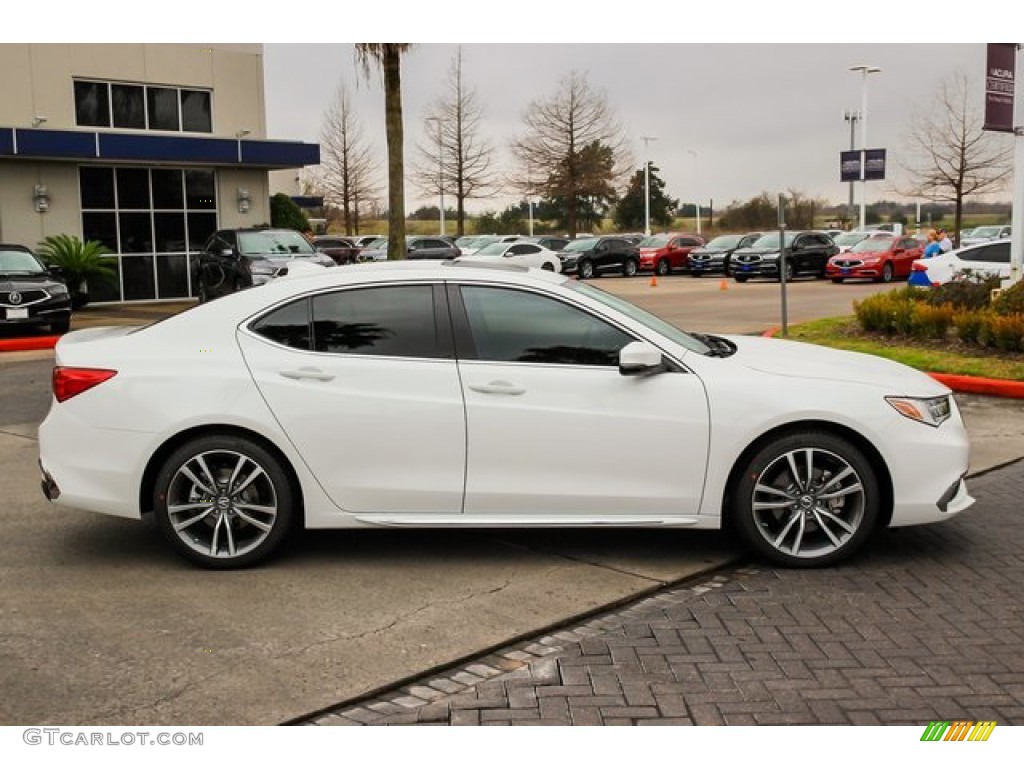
0 243 33 252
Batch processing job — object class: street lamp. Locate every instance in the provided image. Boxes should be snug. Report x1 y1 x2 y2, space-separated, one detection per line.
641 136 657 236
849 64 881 231
687 149 700 234
426 118 445 237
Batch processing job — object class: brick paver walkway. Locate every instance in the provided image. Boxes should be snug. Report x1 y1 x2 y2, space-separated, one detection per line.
297 460 1024 726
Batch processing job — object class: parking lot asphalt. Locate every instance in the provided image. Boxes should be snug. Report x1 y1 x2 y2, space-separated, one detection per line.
2 277 1023 726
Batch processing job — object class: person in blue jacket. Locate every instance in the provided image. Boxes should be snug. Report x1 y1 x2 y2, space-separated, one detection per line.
908 230 941 286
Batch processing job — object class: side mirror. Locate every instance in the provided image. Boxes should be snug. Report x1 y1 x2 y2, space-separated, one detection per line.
618 341 665 376
219 248 235 258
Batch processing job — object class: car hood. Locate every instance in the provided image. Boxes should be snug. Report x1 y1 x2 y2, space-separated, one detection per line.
733 248 782 258
0 274 65 290
721 334 947 394
690 248 728 256
250 253 334 268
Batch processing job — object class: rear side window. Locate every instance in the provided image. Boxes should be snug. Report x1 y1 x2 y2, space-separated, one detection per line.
251 298 311 350
312 286 438 357
961 242 1009 264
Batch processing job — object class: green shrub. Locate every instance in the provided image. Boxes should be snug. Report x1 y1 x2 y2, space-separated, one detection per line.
912 303 955 339
36 234 116 309
985 314 1024 352
953 309 987 344
853 292 917 336
992 280 1024 316
927 272 1002 310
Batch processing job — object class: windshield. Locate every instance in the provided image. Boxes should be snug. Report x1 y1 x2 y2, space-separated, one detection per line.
238 230 315 256
568 281 712 356
638 235 671 248
0 249 46 275
704 235 743 249
455 236 477 248
834 232 868 247
750 232 795 249
850 235 894 253
475 242 508 256
970 226 1001 238
364 238 387 250
563 238 598 253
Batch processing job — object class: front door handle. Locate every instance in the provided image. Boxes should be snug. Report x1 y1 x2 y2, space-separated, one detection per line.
279 367 335 382
468 380 526 396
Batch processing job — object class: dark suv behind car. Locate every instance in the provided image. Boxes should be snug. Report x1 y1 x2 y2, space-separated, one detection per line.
559 236 641 279
730 231 839 282
0 244 72 334
312 235 361 265
688 232 763 277
194 228 335 302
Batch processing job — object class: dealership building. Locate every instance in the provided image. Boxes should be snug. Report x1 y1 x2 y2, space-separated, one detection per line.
0 43 319 302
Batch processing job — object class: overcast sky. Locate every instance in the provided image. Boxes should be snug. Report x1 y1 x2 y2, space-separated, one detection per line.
262 41 1011 214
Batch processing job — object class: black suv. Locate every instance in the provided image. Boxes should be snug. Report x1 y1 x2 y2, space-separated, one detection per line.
688 232 763 277
730 231 839 282
0 244 72 334
194 228 335 302
559 236 641 279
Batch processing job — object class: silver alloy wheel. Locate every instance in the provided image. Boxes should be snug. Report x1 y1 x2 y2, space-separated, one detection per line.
750 447 866 560
781 260 794 282
165 449 279 560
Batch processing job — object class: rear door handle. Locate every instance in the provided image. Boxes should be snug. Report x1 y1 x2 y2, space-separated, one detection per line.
468 380 526 396
279 367 335 382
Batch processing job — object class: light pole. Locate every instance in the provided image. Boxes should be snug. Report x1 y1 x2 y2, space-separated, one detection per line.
641 136 657 236
687 149 700 234
427 118 445 237
849 65 881 231
843 109 860 226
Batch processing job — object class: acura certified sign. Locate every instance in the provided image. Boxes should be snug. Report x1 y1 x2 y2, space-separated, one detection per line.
984 43 1016 133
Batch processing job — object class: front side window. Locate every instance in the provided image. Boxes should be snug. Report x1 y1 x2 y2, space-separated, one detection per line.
312 286 438 357
460 286 634 367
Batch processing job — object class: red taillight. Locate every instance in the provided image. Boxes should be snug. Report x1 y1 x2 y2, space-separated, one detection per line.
52 367 117 402
911 262 929 271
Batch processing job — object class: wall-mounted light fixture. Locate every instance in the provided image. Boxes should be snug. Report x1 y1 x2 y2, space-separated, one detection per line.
237 188 251 214
33 184 50 213
234 129 251 139
32 115 48 128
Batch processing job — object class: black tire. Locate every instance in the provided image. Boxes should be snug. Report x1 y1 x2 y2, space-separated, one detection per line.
153 435 295 569
541 262 555 271
197 281 209 304
690 270 702 278
734 274 749 283
655 259 671 277
578 259 595 280
622 259 639 278
830 277 844 284
50 316 71 334
879 262 894 283
729 431 879 568
780 261 795 283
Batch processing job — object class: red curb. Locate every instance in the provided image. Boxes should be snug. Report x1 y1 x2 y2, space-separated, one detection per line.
758 326 1024 399
0 336 59 352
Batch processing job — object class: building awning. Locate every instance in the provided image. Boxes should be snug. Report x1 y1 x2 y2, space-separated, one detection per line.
0 127 319 169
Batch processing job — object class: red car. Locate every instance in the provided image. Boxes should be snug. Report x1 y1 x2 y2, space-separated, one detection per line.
637 232 706 276
826 234 924 283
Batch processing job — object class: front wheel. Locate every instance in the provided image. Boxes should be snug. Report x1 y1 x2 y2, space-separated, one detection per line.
577 259 595 280
541 262 555 271
730 431 879 568
655 259 670 276
622 259 639 277
780 261 795 282
879 262 894 283
50 316 71 334
153 435 295 569
734 274 749 283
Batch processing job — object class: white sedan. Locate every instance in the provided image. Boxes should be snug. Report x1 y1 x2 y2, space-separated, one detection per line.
456 241 561 272
39 261 972 569
909 239 1011 286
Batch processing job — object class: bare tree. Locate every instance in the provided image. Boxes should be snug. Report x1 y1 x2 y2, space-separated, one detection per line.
355 44 412 260
899 72 1013 245
414 48 499 237
510 71 632 237
318 82 381 236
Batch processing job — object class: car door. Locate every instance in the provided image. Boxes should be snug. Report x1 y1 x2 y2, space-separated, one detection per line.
237 283 467 514
893 237 920 276
451 283 710 518
506 243 543 268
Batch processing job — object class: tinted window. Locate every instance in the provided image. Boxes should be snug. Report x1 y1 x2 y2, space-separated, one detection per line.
961 242 1010 264
312 286 437 357
74 81 109 127
180 89 212 133
80 167 115 209
252 299 311 350
679 238 701 247
111 84 145 129
460 286 633 366
147 87 180 131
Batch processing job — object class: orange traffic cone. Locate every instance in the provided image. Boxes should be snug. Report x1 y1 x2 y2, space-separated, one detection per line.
650 275 658 287
719 278 728 291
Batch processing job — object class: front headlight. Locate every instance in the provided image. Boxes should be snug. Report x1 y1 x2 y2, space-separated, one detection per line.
885 395 952 427
250 264 276 276
49 284 69 296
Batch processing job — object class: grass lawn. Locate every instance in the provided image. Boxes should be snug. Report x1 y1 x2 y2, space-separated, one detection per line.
782 316 1024 381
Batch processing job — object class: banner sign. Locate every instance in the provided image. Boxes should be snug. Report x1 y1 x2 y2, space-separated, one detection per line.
864 148 886 181
840 150 861 182
984 43 1016 133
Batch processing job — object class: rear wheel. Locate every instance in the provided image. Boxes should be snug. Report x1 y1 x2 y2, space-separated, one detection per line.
730 431 879 568
153 435 295 569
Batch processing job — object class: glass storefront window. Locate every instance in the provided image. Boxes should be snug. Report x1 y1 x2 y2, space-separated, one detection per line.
111 84 145 129
181 90 212 133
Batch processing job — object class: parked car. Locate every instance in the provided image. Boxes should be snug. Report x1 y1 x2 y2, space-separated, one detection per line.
456 235 521 256
559 236 641 279
731 231 839 282
312 235 361 265
354 235 383 248
961 225 1011 248
831 231 873 254
0 243 72 334
908 239 1012 286
38 260 973 569
688 232 763 277
193 228 335 303
637 233 706 276
456 241 561 272
357 236 461 262
518 235 570 252
826 235 924 283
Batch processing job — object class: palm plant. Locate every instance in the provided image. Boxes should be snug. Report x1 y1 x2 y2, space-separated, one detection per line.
355 43 412 261
36 234 116 308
